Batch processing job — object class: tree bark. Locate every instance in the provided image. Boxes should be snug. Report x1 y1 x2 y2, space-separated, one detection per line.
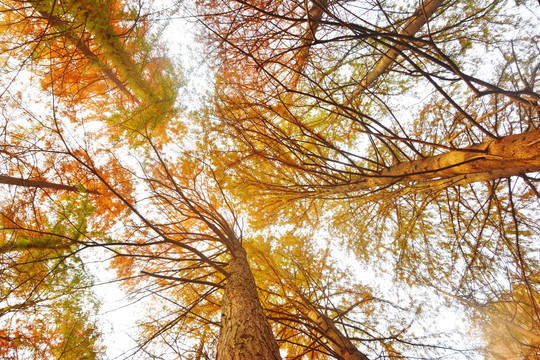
306 309 370 360
217 244 281 360
349 0 444 100
316 129 540 196
290 284 370 360
0 174 98 194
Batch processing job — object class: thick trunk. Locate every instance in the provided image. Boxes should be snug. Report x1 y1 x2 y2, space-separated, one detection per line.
317 129 540 196
307 309 370 360
293 285 370 360
217 245 281 360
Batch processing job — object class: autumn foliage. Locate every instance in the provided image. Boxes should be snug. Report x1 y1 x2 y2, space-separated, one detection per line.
0 0 539 359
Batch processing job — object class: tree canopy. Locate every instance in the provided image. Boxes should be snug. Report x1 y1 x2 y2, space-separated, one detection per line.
0 0 538 359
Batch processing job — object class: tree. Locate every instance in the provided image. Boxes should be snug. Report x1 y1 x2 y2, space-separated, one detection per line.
0 190 105 359
246 235 396 360
1 0 539 359
195 0 540 356
65 132 282 359
0 0 180 135
0 0 181 357
1 43 282 360
197 0 539 198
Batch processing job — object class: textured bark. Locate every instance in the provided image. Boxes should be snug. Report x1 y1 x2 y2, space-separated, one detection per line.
289 285 370 360
317 129 540 196
306 309 370 360
349 0 444 101
216 245 281 360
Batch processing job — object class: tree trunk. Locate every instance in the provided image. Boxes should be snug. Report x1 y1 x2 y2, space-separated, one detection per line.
350 0 444 100
30 1 135 100
306 309 370 360
216 244 281 360
290 0 329 89
292 285 370 360
317 129 540 196
0 174 98 194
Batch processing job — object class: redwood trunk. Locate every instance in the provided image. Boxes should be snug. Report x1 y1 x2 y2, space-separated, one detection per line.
307 309 370 360
216 245 281 360
318 129 540 196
